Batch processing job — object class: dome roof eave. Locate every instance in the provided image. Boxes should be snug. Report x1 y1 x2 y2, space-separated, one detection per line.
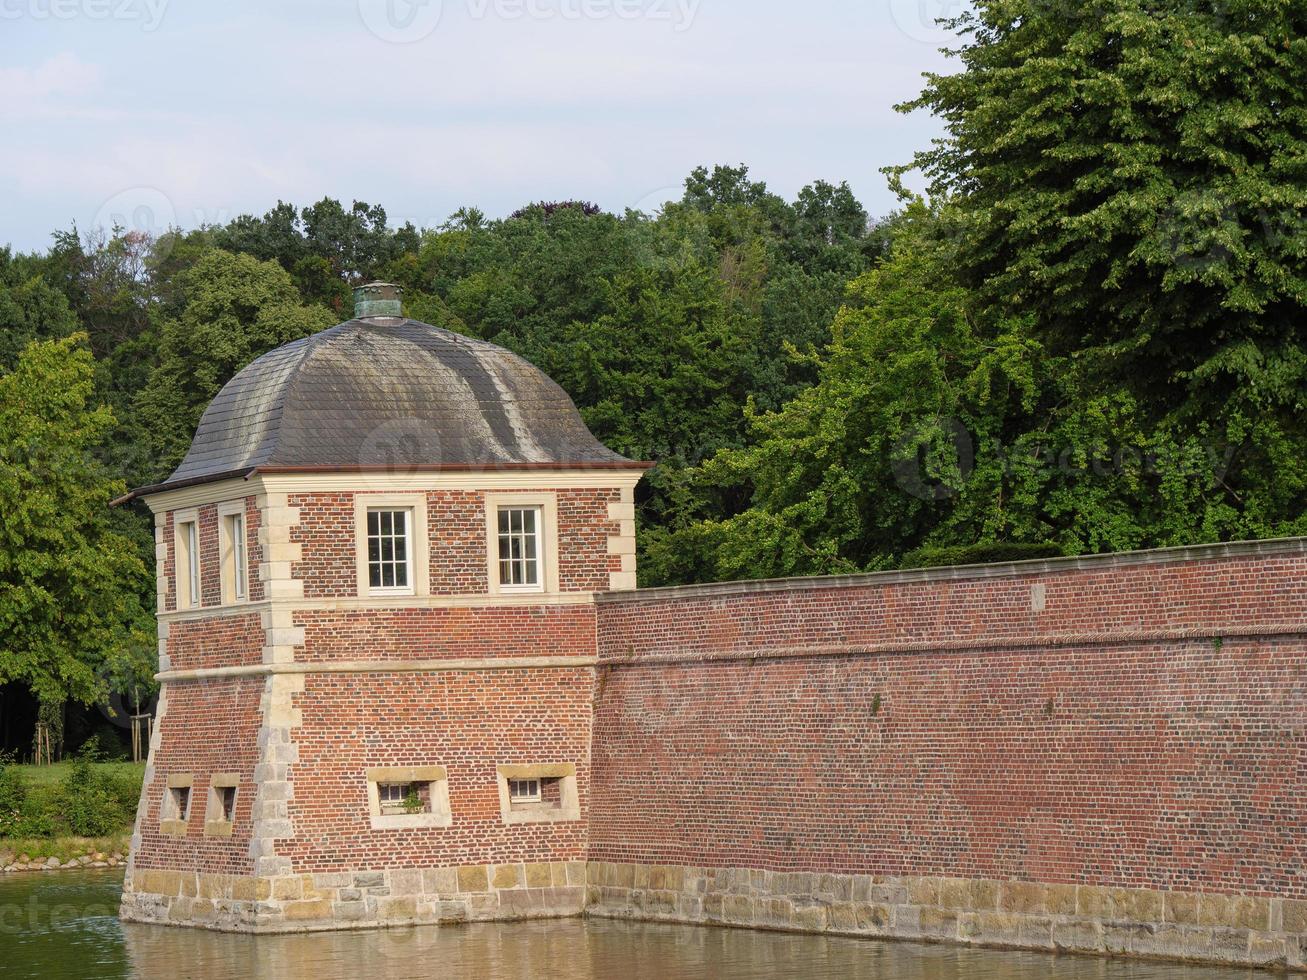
118 318 649 503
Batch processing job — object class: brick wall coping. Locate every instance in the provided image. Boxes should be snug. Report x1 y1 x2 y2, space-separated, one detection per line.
155 655 598 683
598 536 1307 605
597 623 1307 668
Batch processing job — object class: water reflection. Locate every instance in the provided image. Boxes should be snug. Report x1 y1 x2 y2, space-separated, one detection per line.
2 870 1267 980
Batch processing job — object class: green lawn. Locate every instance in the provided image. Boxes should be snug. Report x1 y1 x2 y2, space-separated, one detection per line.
17 761 145 789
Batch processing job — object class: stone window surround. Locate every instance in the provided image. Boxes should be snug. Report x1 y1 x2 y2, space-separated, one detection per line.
353 494 431 599
365 765 452 831
160 772 193 836
203 772 240 838
216 500 249 606
172 508 201 609
496 763 580 825
484 492 560 597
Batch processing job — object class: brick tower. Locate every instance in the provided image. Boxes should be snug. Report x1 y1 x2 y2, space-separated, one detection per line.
118 283 647 931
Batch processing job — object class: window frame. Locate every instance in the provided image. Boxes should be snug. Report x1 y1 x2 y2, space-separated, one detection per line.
353 494 430 598
172 509 201 609
484 493 560 597
161 773 193 836
364 766 451 831
217 501 249 605
508 777 542 804
496 763 580 825
203 772 240 838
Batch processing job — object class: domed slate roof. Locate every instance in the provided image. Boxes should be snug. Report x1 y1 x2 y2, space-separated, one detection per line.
134 314 641 498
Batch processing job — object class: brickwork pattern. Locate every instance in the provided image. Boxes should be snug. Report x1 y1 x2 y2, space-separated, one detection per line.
278 669 593 873
131 678 265 877
164 613 265 672
293 606 597 663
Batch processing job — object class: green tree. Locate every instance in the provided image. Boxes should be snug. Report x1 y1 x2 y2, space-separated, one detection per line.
0 334 153 707
895 0 1307 533
133 250 334 480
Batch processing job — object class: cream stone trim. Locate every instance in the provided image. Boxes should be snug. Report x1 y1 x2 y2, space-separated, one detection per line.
365 765 452 831
216 499 251 607
154 513 168 614
204 772 240 838
143 476 258 513
496 763 580 825
484 491 559 596
155 655 598 683
160 772 193 836
172 507 201 610
354 493 430 598
139 470 646 511
606 484 638 592
259 471 645 495
249 672 304 877
154 590 595 625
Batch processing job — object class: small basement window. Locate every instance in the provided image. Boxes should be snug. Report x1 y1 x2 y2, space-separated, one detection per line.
161 773 193 836
365 767 451 830
497 764 580 825
508 777 542 804
169 785 191 820
219 786 236 822
204 773 241 837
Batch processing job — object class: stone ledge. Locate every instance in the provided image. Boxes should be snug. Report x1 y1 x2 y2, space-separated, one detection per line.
120 863 587 933
584 863 1307 973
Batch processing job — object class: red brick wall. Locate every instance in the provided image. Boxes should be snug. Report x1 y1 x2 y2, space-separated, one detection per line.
591 547 1307 899
165 613 265 672
134 677 265 875
294 606 596 663
280 668 592 872
160 496 261 609
288 488 623 598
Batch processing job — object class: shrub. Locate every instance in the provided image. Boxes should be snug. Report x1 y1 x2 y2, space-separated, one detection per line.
0 752 26 838
58 738 127 837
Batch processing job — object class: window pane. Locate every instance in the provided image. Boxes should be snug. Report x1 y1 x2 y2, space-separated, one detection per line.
394 562 408 588
520 509 536 534
367 511 379 535
370 565 381 588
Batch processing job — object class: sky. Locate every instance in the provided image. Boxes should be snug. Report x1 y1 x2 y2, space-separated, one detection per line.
1 0 960 253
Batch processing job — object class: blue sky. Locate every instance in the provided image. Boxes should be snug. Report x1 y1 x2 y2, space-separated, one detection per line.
2 0 960 253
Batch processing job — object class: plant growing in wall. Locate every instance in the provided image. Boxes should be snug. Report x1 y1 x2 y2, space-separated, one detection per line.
401 788 425 815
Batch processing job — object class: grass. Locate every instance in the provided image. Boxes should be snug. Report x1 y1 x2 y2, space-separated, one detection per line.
0 833 131 864
16 761 145 789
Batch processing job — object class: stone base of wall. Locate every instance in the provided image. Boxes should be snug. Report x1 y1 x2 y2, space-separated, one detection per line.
584 863 1307 972
120 862 586 933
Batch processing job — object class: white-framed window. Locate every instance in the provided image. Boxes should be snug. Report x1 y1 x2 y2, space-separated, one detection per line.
353 495 429 598
367 508 412 592
174 511 201 609
218 502 248 605
508 777 541 804
496 506 543 592
378 781 413 811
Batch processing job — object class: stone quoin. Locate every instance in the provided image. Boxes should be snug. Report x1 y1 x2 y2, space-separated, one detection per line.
116 284 1307 971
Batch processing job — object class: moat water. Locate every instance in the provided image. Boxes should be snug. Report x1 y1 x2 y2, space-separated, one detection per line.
1 869 1265 979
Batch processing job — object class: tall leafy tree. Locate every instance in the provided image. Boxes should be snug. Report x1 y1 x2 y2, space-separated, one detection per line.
0 335 153 706
134 249 334 481
894 0 1306 530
